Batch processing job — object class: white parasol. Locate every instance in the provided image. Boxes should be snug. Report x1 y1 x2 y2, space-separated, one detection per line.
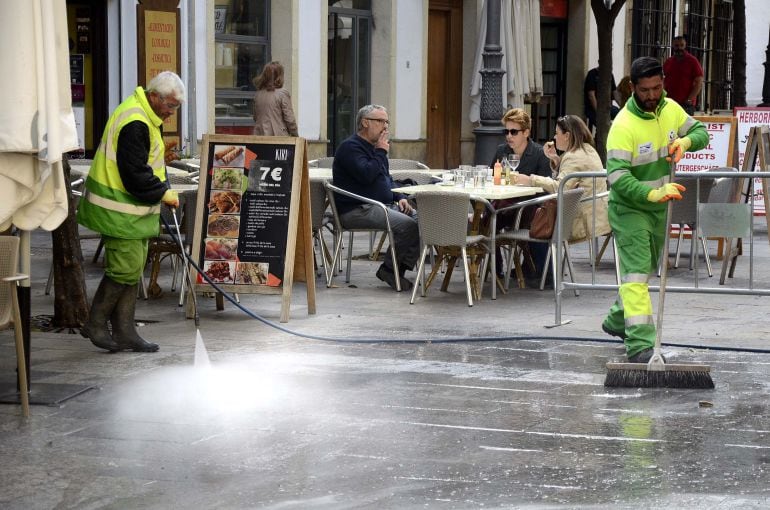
0 0 79 232
470 0 543 123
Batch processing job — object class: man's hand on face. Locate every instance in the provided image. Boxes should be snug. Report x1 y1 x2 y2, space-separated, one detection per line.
397 198 413 215
375 130 389 152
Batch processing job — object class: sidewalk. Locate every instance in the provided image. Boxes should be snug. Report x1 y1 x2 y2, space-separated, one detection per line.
1 228 769 508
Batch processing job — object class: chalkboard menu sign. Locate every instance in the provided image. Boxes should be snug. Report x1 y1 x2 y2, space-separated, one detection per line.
190 135 315 322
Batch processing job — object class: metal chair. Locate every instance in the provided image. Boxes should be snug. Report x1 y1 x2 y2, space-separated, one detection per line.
309 179 334 280
670 173 716 274
323 181 402 291
308 157 335 168
0 235 30 417
410 190 490 306
495 188 585 298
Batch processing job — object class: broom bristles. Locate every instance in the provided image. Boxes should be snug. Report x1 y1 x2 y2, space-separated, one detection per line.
604 366 714 389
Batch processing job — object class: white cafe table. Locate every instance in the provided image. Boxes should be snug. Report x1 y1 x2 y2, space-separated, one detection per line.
392 183 543 300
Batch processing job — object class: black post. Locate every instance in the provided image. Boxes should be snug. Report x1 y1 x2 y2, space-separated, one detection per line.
760 26 770 107
473 0 506 165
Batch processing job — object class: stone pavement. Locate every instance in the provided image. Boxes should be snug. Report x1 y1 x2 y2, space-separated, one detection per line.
1 228 769 509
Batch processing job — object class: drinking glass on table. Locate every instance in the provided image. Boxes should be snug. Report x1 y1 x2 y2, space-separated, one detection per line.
506 153 520 184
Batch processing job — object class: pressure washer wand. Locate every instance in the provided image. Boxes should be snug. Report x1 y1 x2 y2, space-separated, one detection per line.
170 206 200 327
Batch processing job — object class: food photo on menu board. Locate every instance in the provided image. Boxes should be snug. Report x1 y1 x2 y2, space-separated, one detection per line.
212 144 245 167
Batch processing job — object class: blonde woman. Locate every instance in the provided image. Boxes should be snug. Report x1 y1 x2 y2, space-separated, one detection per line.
252 61 298 136
514 114 610 242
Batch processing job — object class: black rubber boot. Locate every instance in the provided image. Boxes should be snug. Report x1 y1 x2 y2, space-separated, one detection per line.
111 283 159 352
80 276 123 352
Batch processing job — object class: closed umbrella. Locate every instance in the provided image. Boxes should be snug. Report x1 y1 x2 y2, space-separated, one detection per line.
0 0 78 231
470 0 543 122
0 0 82 407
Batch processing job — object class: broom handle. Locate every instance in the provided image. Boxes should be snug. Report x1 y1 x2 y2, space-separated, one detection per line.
654 160 676 350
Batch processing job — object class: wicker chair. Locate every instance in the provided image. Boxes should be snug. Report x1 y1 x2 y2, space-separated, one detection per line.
410 190 490 306
0 235 30 417
388 159 429 170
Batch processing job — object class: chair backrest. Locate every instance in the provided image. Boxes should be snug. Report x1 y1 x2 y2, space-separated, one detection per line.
167 172 198 186
707 167 739 204
391 170 436 185
671 174 715 224
554 188 588 241
388 159 429 170
309 179 329 230
414 190 472 247
309 157 335 168
0 235 20 329
179 189 199 247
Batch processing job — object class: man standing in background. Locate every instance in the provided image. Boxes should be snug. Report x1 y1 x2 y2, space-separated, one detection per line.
663 35 704 115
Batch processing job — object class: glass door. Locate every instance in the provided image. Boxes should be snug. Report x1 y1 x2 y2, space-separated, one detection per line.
327 2 371 155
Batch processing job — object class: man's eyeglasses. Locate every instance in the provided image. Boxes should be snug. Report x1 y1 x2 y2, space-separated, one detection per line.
504 128 522 136
365 117 390 126
161 96 181 110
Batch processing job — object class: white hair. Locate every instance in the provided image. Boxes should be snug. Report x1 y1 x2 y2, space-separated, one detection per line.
147 71 186 102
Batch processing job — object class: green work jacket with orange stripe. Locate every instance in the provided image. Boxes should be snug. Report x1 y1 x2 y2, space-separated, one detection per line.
605 92 708 217
77 87 168 239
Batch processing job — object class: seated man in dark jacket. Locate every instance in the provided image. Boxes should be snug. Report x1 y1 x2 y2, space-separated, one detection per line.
332 104 419 291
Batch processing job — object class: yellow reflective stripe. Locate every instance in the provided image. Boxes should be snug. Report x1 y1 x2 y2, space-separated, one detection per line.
626 314 654 327
104 107 149 161
640 177 667 188
622 273 649 284
85 191 161 216
607 168 630 186
619 281 653 317
679 117 698 136
607 148 632 161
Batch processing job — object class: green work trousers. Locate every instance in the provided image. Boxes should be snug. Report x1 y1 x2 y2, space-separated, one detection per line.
103 235 149 285
604 207 665 357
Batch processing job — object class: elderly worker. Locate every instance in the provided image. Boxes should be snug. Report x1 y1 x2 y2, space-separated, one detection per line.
601 56 707 362
332 104 419 291
77 71 183 353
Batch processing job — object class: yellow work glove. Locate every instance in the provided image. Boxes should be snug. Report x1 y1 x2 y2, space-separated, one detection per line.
161 189 179 208
666 136 692 163
647 183 686 203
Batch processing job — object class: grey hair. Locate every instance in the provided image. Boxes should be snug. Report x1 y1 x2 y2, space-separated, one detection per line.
147 71 186 102
356 104 387 131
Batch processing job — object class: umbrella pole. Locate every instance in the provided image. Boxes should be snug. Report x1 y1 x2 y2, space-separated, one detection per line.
18 230 31 391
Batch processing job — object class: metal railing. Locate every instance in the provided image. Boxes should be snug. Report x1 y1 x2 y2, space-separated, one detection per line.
551 170 768 327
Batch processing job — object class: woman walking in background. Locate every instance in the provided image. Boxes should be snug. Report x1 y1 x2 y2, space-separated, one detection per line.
252 61 298 136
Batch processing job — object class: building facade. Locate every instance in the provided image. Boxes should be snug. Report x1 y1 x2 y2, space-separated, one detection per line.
65 0 769 166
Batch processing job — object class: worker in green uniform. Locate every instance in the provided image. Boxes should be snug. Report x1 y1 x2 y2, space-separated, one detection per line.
77 71 183 352
601 57 708 362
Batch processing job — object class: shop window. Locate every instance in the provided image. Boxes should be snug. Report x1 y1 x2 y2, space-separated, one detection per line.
215 0 269 132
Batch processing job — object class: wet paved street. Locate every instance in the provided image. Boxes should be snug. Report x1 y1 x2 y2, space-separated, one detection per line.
1 231 769 508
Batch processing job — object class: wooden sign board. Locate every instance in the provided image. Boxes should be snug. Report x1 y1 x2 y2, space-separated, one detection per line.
734 107 770 215
688 116 737 171
189 134 316 323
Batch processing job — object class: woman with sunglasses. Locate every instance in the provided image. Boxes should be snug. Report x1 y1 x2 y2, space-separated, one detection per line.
515 114 610 244
489 108 551 179
489 108 551 286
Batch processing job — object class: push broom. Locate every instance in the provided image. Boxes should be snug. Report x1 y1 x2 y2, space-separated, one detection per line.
604 160 714 389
